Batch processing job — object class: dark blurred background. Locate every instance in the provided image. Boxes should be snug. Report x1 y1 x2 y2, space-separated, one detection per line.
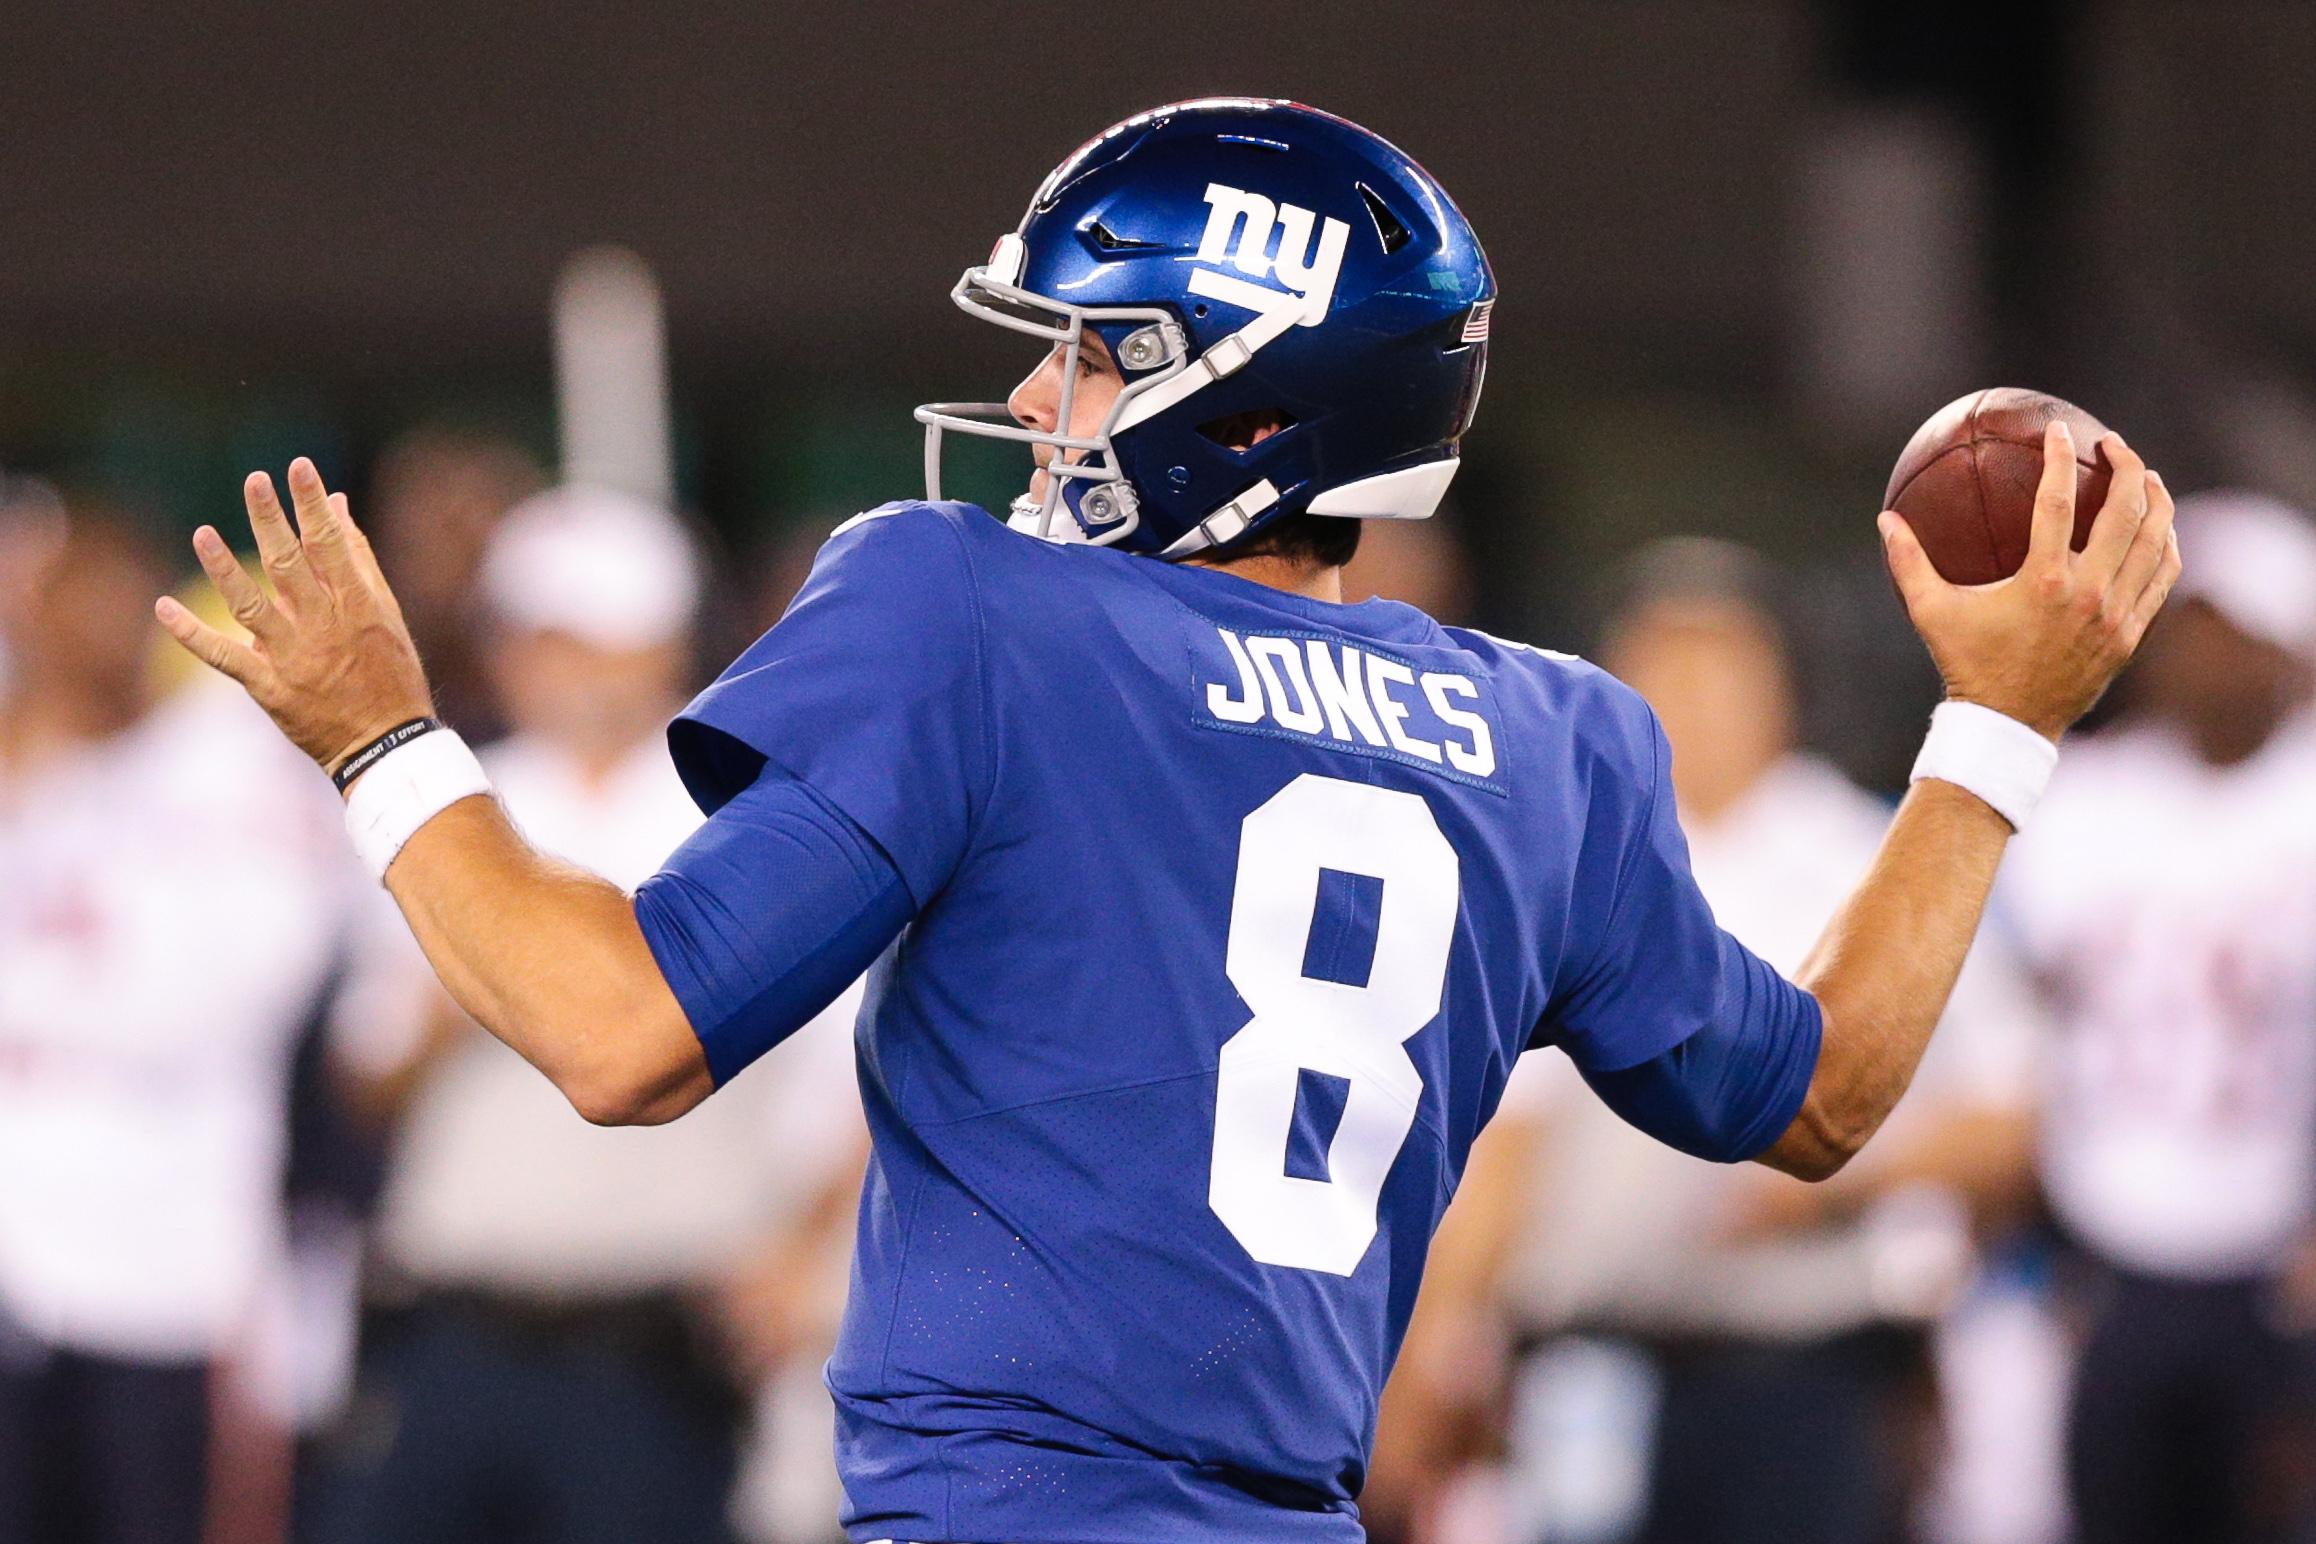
10 0 2316 781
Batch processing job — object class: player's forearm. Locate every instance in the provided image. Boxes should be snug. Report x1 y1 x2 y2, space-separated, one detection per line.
1762 780 2011 1180
381 796 713 1125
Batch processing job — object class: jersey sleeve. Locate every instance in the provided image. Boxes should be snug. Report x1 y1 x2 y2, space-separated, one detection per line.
667 503 989 906
634 766 914 1085
1539 686 1823 1081
1573 957 1822 1162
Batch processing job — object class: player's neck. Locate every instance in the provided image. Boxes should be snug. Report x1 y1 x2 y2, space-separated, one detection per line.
542 720 666 791
2175 704 2280 769
1192 552 1345 605
0 678 149 773
1672 749 1781 827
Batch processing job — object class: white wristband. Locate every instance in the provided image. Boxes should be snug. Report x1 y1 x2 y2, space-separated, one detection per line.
1909 700 2059 831
342 727 492 881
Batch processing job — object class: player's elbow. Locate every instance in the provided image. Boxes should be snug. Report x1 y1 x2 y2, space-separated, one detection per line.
1757 1078 1883 1182
1752 985 1914 1181
1758 1109 1864 1182
552 1007 713 1128
563 1055 705 1127
564 1070 658 1128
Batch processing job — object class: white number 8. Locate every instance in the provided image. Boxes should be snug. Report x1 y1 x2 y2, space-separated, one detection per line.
1208 774 1461 1275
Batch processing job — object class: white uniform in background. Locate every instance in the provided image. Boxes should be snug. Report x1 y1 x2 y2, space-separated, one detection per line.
332 484 865 1542
1983 491 2316 1544
2003 713 2316 1279
2005 493 2316 1282
337 729 863 1299
0 683 347 1361
1497 753 2044 1543
1503 753 2039 1336
336 720 862 1544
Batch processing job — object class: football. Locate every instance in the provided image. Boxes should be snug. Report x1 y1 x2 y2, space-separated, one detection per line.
1883 388 2114 585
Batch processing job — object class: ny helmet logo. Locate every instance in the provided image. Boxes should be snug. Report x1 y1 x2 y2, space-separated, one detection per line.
1190 183 1350 328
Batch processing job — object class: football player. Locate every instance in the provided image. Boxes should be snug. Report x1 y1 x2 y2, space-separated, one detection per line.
2002 493 2316 1544
152 100 2178 1544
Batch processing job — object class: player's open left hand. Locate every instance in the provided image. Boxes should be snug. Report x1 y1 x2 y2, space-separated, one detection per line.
1880 421 2182 741
155 458 436 778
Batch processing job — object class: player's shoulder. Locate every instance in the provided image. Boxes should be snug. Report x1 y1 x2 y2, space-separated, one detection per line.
814 498 990 577
810 498 1096 610
149 680 333 805
1444 625 1662 772
475 729 556 787
768 500 1011 655
1756 753 1892 833
2035 721 2187 814
2002 722 2182 906
1443 623 1614 694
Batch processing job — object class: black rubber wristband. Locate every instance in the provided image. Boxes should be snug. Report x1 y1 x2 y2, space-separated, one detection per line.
331 716 443 792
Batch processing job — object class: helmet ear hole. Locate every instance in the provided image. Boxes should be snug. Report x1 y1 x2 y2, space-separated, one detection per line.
1356 183 1412 255
1197 409 1298 453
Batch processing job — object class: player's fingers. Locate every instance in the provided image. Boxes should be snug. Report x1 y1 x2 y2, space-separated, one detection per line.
286 457 362 591
331 490 421 638
329 491 402 616
2080 433 2151 581
2108 466 2173 607
2025 420 2080 567
155 594 269 687
331 492 366 558
2122 526 2183 651
1879 511 1948 618
241 470 316 611
191 524 285 642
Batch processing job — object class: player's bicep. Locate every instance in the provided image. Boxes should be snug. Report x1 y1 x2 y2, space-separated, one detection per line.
1539 700 1824 1152
666 505 986 906
1540 702 1732 1070
633 766 912 1086
1575 932 1823 1163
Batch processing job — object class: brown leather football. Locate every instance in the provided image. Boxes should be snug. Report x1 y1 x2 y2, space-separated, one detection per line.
1884 388 2113 585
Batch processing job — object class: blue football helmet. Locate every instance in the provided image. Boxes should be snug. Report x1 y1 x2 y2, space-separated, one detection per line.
916 98 1495 559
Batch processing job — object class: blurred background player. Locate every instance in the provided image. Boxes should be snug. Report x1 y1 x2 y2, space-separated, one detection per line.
1370 539 2044 1544
0 487 349 1544
325 487 862 1544
359 425 549 743
2001 492 2316 1544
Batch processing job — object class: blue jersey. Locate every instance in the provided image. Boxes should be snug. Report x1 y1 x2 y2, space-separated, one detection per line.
654 502 1813 1544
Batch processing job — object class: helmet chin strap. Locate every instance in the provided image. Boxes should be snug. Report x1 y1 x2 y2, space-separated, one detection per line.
1009 473 1141 547
1156 480 1282 561
928 246 1317 558
1013 475 1276 562
1007 494 1076 541
1110 300 1302 435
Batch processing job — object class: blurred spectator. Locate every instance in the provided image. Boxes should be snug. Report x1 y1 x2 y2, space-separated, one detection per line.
0 494 348 1544
362 425 547 743
0 475 66 702
326 486 862 1544
2000 493 2316 1544
1370 539 2043 1544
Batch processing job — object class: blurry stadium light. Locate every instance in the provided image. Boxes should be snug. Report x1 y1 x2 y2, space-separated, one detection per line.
552 245 676 509
1791 105 1988 440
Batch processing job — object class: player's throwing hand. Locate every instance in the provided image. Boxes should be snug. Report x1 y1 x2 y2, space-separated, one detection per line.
154 457 436 778
1880 421 2182 740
